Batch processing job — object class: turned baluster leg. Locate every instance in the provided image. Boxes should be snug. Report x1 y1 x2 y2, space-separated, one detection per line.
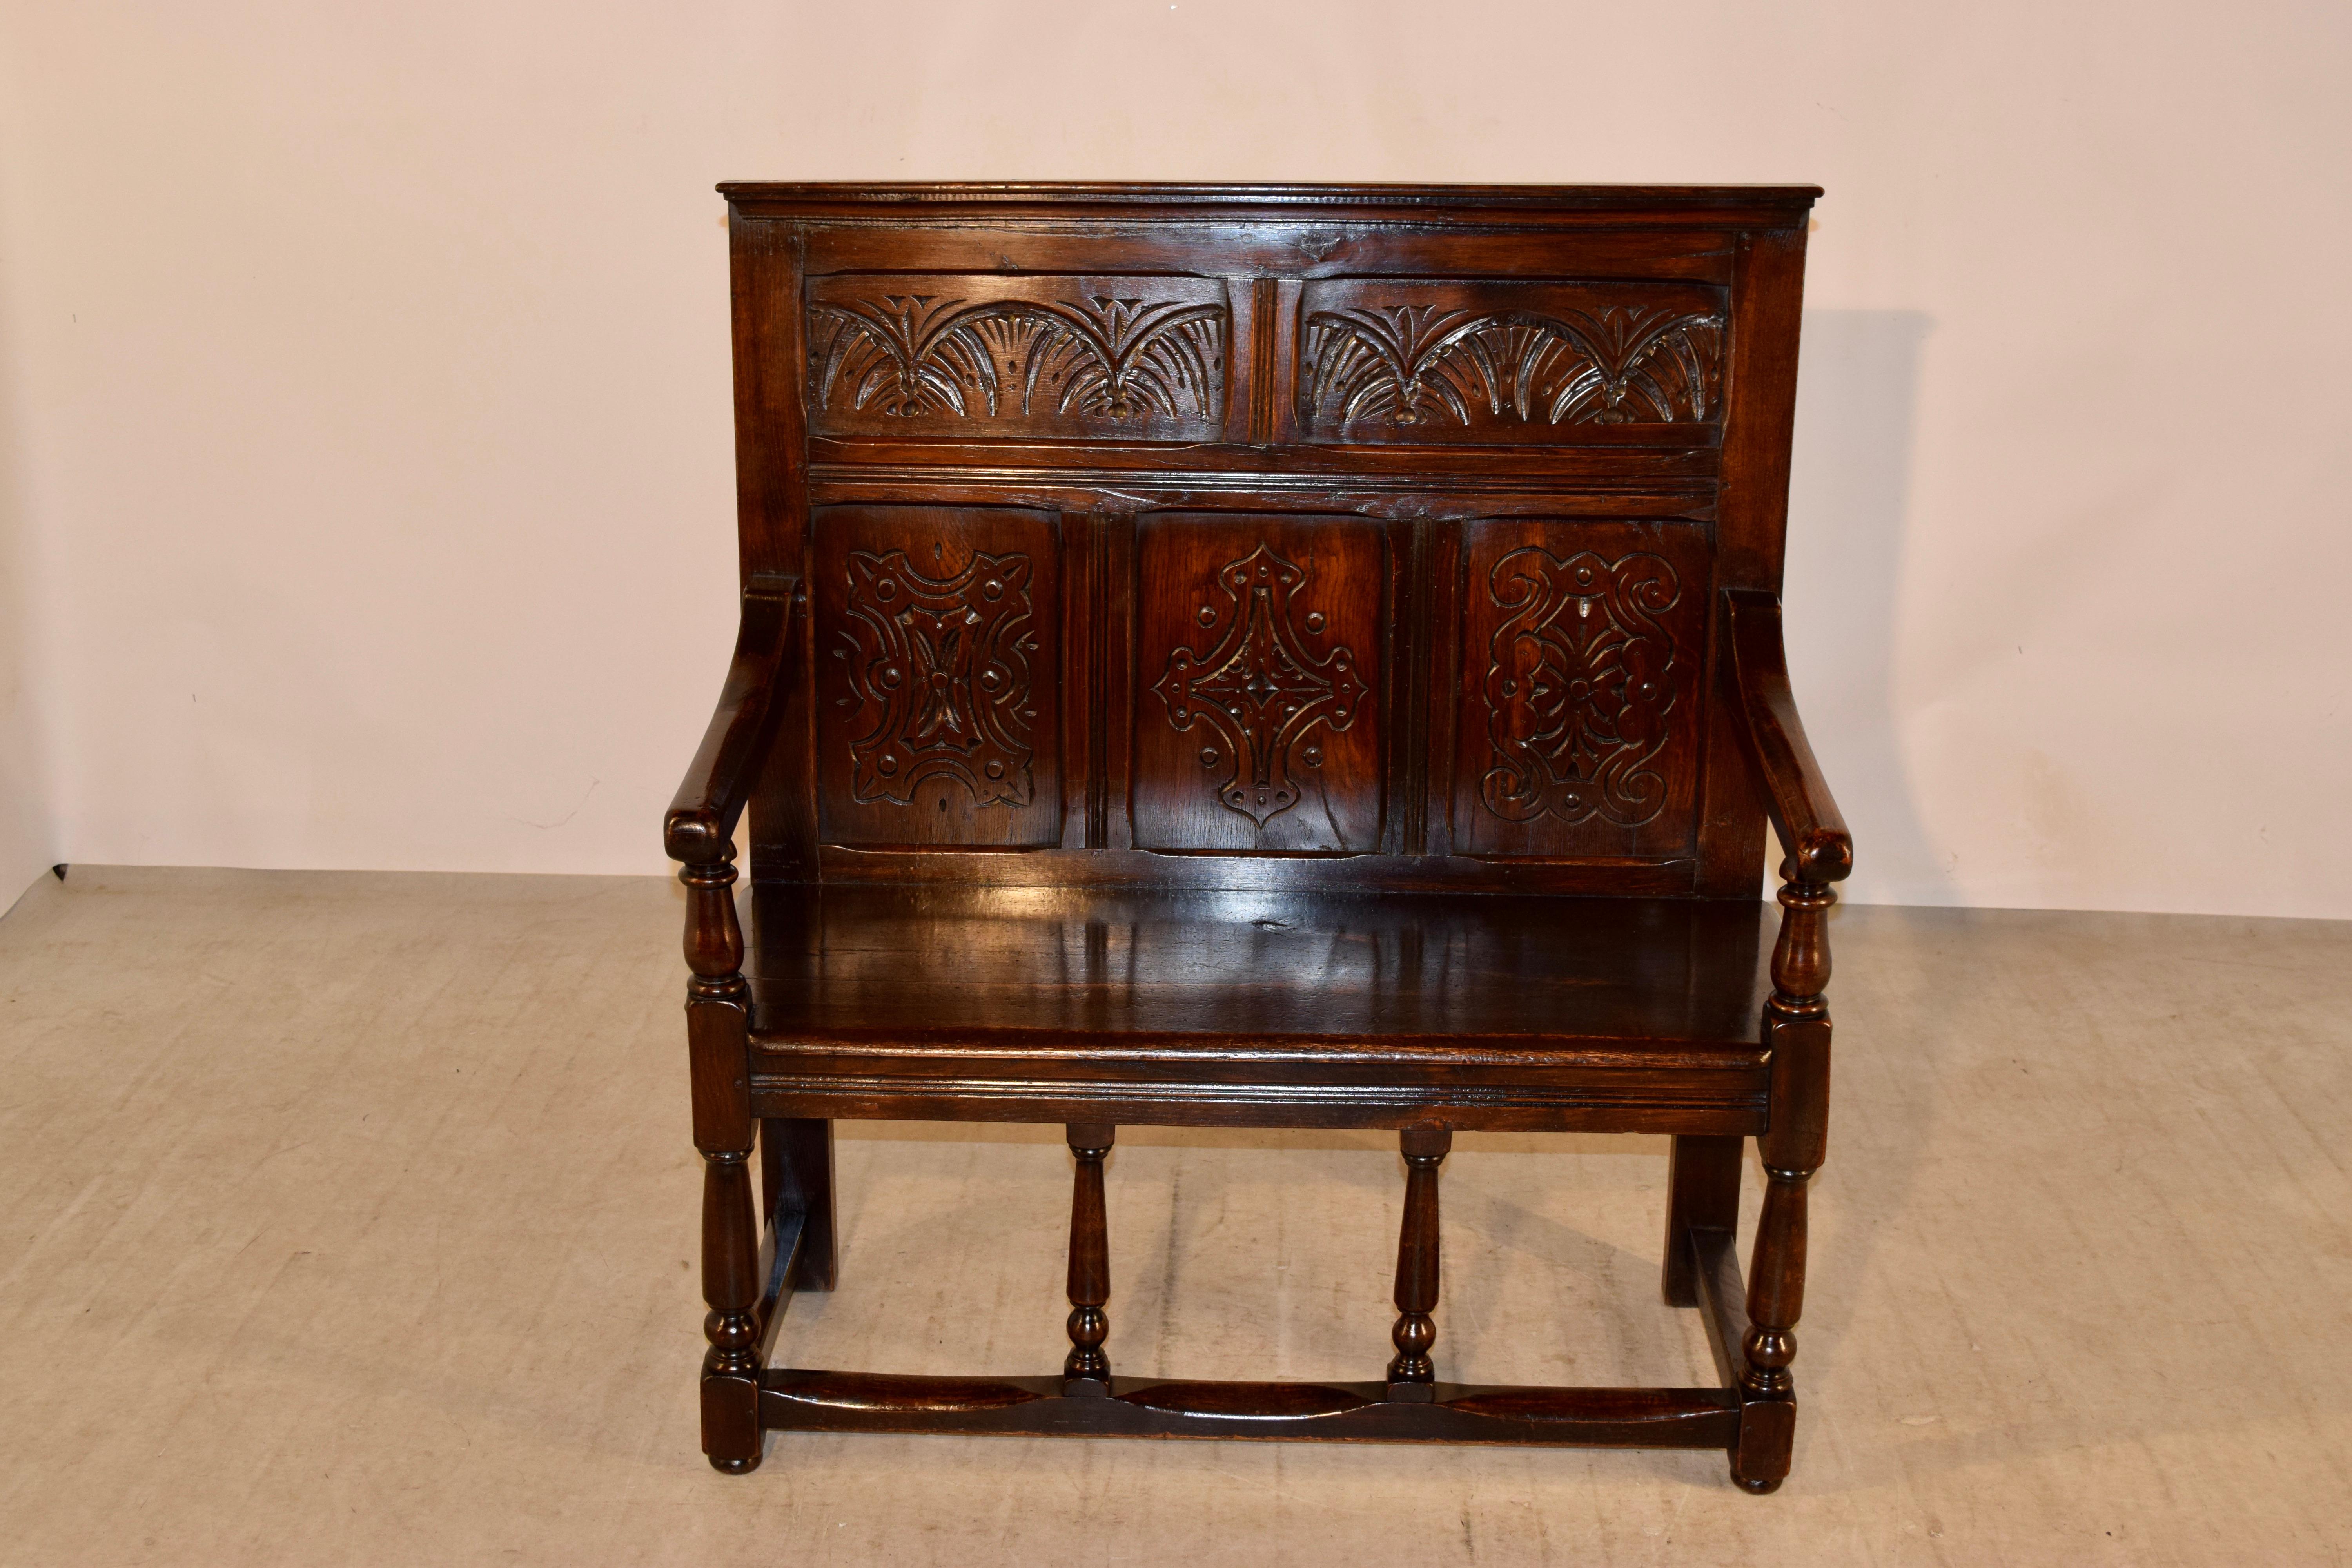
1063 1123 1115 1397
1734 863 1834 1494
682 848 764 1473
1386 1126 1452 1401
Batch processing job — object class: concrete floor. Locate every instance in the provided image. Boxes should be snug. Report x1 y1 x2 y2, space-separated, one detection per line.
0 868 2347 1565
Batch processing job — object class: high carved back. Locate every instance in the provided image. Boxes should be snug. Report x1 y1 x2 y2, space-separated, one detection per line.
722 183 1818 897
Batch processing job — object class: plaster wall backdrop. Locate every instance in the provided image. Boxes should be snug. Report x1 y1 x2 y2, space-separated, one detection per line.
0 0 2346 916
0 178 56 906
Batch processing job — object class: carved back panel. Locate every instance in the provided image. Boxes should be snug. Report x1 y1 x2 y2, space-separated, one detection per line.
807 275 1231 443
1134 515 1388 853
1297 279 1726 443
811 506 1062 848
727 184 1817 899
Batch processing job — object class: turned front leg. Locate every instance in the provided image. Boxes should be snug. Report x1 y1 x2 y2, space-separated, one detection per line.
682 849 764 1474
1386 1126 1452 1401
1063 1124 1115 1396
1735 865 1834 1493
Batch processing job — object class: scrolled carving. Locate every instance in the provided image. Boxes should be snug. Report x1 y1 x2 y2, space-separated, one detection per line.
835 548 1039 808
1479 548 1681 827
1303 304 1722 430
1151 544 1366 828
809 291 1225 424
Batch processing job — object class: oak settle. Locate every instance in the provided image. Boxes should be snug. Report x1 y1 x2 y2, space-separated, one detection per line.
663 182 1849 1489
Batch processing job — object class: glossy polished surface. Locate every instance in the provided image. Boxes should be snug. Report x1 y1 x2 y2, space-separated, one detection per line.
732 181 1820 896
747 885 1773 1056
682 182 1843 1476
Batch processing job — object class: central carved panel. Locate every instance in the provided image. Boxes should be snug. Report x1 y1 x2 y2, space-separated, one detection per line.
1132 517 1385 854
1479 547 1683 827
1152 544 1368 828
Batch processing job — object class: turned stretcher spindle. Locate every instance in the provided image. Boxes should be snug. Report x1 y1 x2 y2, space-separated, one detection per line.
1387 1126 1452 1400
1063 1123 1116 1396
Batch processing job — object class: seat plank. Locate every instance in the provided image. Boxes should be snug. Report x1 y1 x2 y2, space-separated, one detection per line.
743 886 1772 1129
750 885 1770 1052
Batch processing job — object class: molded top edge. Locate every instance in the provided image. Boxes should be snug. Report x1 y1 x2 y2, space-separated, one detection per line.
717 180 1822 215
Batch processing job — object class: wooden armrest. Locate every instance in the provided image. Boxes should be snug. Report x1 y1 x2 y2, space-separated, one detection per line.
1722 589 1853 886
664 572 803 865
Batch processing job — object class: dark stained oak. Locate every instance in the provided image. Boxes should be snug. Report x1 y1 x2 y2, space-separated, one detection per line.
740 884 1773 1130
760 1117 836 1293
1386 1128 1451 1399
1296 278 1729 444
1724 592 1854 886
1451 519 1711 861
1660 1133 1743 1308
1062 1124 1116 1396
760 1371 1740 1447
810 505 1063 849
806 274 1231 444
664 182 1846 1486
1133 514 1388 853
744 885 1775 1053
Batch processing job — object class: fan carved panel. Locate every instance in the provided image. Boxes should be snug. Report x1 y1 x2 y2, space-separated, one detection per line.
807 275 1229 441
1296 279 1726 444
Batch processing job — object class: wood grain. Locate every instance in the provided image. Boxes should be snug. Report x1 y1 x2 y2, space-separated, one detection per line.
1132 515 1387 853
673 181 1839 1485
810 505 1062 848
1451 519 1711 861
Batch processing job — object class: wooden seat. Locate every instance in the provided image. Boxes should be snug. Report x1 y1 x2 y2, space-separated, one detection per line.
746 886 1775 1128
665 182 1850 1489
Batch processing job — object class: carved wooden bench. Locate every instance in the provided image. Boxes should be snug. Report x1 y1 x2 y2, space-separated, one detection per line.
664 183 1849 1489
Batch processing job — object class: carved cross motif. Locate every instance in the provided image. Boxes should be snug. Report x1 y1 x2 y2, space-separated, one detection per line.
1480 548 1681 826
835 549 1038 808
1151 544 1365 828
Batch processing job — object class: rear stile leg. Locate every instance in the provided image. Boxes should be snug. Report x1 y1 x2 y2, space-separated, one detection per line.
764 1118 838 1291
1734 865 1834 1494
1386 1127 1451 1402
1662 1135 1743 1307
1063 1124 1115 1397
682 848 765 1473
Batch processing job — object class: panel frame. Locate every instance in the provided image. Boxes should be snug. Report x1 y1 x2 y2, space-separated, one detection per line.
724 193 1815 898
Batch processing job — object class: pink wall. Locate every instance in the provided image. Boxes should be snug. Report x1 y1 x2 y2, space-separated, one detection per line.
1 0 2347 915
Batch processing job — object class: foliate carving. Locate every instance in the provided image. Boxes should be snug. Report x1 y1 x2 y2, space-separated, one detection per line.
1302 304 1723 430
1480 549 1681 826
835 549 1039 808
809 292 1226 423
1151 545 1366 828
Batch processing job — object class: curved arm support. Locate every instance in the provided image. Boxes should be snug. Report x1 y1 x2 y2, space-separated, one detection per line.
664 572 804 866
1722 589 1853 887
